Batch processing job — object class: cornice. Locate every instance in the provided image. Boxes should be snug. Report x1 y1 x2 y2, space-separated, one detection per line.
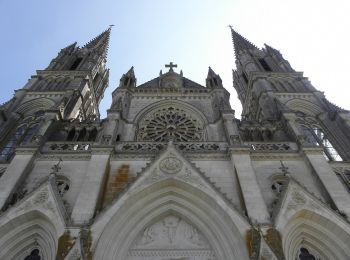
36 70 91 78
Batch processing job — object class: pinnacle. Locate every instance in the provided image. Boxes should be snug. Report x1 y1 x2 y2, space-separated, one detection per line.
229 26 258 56
126 66 135 77
207 66 217 78
61 42 77 54
83 27 112 57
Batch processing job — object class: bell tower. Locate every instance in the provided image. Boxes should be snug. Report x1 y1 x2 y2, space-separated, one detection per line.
231 27 350 162
0 27 111 162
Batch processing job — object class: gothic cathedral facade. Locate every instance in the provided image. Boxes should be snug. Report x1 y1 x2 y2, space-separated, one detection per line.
0 27 350 260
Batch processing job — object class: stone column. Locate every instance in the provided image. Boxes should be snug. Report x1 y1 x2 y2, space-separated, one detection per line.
71 148 111 224
0 147 37 209
229 147 270 223
303 147 350 219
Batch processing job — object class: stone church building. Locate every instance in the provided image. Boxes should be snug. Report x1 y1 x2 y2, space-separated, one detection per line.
0 27 350 259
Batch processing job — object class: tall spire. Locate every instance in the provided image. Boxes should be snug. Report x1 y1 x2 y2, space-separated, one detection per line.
83 26 112 57
229 26 258 56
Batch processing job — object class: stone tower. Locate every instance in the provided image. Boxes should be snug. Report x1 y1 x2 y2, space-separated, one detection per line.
0 27 349 260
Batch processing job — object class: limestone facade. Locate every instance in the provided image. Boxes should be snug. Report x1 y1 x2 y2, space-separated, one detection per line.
0 27 350 259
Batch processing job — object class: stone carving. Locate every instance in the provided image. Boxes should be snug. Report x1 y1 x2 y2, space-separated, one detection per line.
287 190 306 211
144 168 164 184
291 190 306 204
177 168 200 184
128 215 214 259
32 188 49 205
160 157 183 174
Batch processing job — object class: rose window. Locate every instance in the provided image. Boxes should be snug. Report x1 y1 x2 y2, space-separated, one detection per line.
137 107 203 142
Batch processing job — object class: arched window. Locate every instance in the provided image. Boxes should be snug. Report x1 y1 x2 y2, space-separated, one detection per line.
301 125 342 161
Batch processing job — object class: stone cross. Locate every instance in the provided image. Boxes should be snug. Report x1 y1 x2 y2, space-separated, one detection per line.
165 62 177 72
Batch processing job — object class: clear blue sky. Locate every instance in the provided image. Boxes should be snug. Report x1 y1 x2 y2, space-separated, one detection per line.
0 0 349 118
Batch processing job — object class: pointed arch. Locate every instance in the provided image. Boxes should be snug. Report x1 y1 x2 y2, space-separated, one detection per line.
15 97 56 116
0 210 58 259
285 98 323 116
92 179 249 260
280 209 350 260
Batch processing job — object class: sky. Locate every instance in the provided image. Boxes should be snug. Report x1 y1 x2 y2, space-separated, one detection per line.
0 0 349 118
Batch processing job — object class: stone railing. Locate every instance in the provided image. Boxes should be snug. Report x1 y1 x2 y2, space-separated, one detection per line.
245 142 298 152
115 142 228 153
42 142 93 153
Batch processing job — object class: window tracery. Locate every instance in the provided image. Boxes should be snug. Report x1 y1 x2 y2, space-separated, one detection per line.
0 110 45 162
296 116 342 161
137 107 204 142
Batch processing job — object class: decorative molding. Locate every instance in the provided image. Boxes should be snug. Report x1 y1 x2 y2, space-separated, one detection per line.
250 154 302 161
159 156 183 174
116 142 228 153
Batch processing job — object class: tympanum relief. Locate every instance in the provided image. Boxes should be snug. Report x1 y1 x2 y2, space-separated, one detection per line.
127 215 215 260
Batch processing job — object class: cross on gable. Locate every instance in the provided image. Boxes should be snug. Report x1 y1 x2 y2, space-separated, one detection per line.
165 62 177 72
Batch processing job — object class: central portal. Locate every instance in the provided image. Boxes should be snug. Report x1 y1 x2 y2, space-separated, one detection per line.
127 215 216 260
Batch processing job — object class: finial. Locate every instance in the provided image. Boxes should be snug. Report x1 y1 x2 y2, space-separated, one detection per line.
165 62 177 72
109 24 115 28
159 70 163 76
180 70 183 76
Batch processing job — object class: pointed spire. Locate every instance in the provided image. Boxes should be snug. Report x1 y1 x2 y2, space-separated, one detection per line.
83 26 112 57
229 26 258 56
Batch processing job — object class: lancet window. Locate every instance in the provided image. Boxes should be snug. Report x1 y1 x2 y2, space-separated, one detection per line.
300 125 342 161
